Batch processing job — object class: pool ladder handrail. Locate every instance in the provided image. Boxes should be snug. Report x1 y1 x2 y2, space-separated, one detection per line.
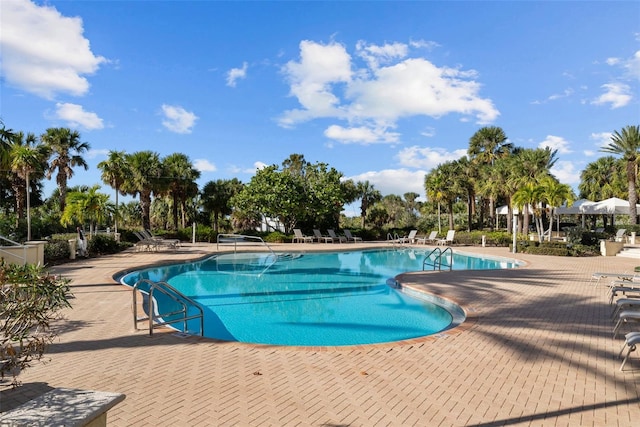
217 233 276 257
423 247 453 271
132 279 204 337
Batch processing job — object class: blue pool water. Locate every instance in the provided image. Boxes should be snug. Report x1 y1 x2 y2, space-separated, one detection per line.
120 248 520 346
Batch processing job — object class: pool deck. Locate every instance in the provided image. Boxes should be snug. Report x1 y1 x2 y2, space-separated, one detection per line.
2 242 640 426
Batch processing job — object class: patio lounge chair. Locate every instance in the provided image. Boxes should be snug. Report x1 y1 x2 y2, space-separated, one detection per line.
134 231 159 252
611 298 640 319
613 310 640 338
437 230 456 246
327 229 347 243
142 229 180 250
293 229 313 243
343 229 362 243
313 229 333 243
591 271 638 286
619 331 640 371
608 284 640 304
417 231 438 245
615 228 627 242
399 230 418 244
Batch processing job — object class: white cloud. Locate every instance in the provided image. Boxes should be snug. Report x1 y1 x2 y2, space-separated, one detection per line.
160 104 198 134
356 40 408 70
538 135 572 154
228 161 268 175
625 50 640 81
0 0 107 99
226 62 248 87
194 159 216 172
278 39 499 140
395 146 467 169
86 148 110 159
54 102 104 130
324 124 400 144
421 127 436 138
590 131 613 149
347 169 427 198
550 161 580 186
584 150 596 157
592 82 632 108
547 88 574 101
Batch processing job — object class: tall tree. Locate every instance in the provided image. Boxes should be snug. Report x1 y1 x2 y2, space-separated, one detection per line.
162 153 201 229
201 178 244 233
468 126 513 229
601 125 640 225
122 151 163 231
356 181 382 229
540 176 574 241
41 128 90 212
97 150 129 234
9 132 50 240
61 185 114 235
579 156 623 201
506 147 557 233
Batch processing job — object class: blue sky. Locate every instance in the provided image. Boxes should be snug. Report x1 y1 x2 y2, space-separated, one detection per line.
1 0 639 215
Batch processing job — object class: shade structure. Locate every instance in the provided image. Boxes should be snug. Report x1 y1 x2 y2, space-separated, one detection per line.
586 197 640 215
554 199 596 215
496 205 519 215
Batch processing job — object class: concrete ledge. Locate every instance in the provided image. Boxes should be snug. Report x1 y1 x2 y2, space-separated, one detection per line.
600 240 625 256
0 388 125 426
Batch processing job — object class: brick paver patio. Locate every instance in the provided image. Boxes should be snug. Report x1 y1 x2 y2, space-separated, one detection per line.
1 242 640 426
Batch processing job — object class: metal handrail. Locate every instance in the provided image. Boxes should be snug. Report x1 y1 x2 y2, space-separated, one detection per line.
132 279 204 337
217 233 275 257
0 235 27 265
423 247 453 271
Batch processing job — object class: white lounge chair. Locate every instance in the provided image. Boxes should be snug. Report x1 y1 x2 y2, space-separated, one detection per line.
611 299 640 319
613 310 640 338
293 229 313 243
313 229 333 243
619 331 640 371
615 228 627 243
591 271 638 286
437 230 456 246
417 231 438 245
327 229 347 243
343 229 362 242
399 230 418 244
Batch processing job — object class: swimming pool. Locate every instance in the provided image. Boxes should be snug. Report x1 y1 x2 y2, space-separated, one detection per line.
120 248 521 346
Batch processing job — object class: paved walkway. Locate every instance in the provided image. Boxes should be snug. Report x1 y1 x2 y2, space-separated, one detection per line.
1 242 640 426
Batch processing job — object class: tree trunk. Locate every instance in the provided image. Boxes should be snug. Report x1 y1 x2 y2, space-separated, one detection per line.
628 160 638 225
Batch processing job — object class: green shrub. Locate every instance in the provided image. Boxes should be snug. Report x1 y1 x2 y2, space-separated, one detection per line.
0 261 72 385
44 238 71 263
87 234 121 255
265 231 287 243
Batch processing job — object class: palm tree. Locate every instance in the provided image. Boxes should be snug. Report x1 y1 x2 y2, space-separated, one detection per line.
425 161 462 231
0 119 15 169
202 178 244 233
506 147 557 233
512 182 544 241
9 132 50 240
468 126 513 229
161 153 201 230
601 125 640 225
579 156 623 201
540 176 574 241
122 151 163 231
61 185 114 235
41 128 90 212
356 181 382 229
97 150 129 234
